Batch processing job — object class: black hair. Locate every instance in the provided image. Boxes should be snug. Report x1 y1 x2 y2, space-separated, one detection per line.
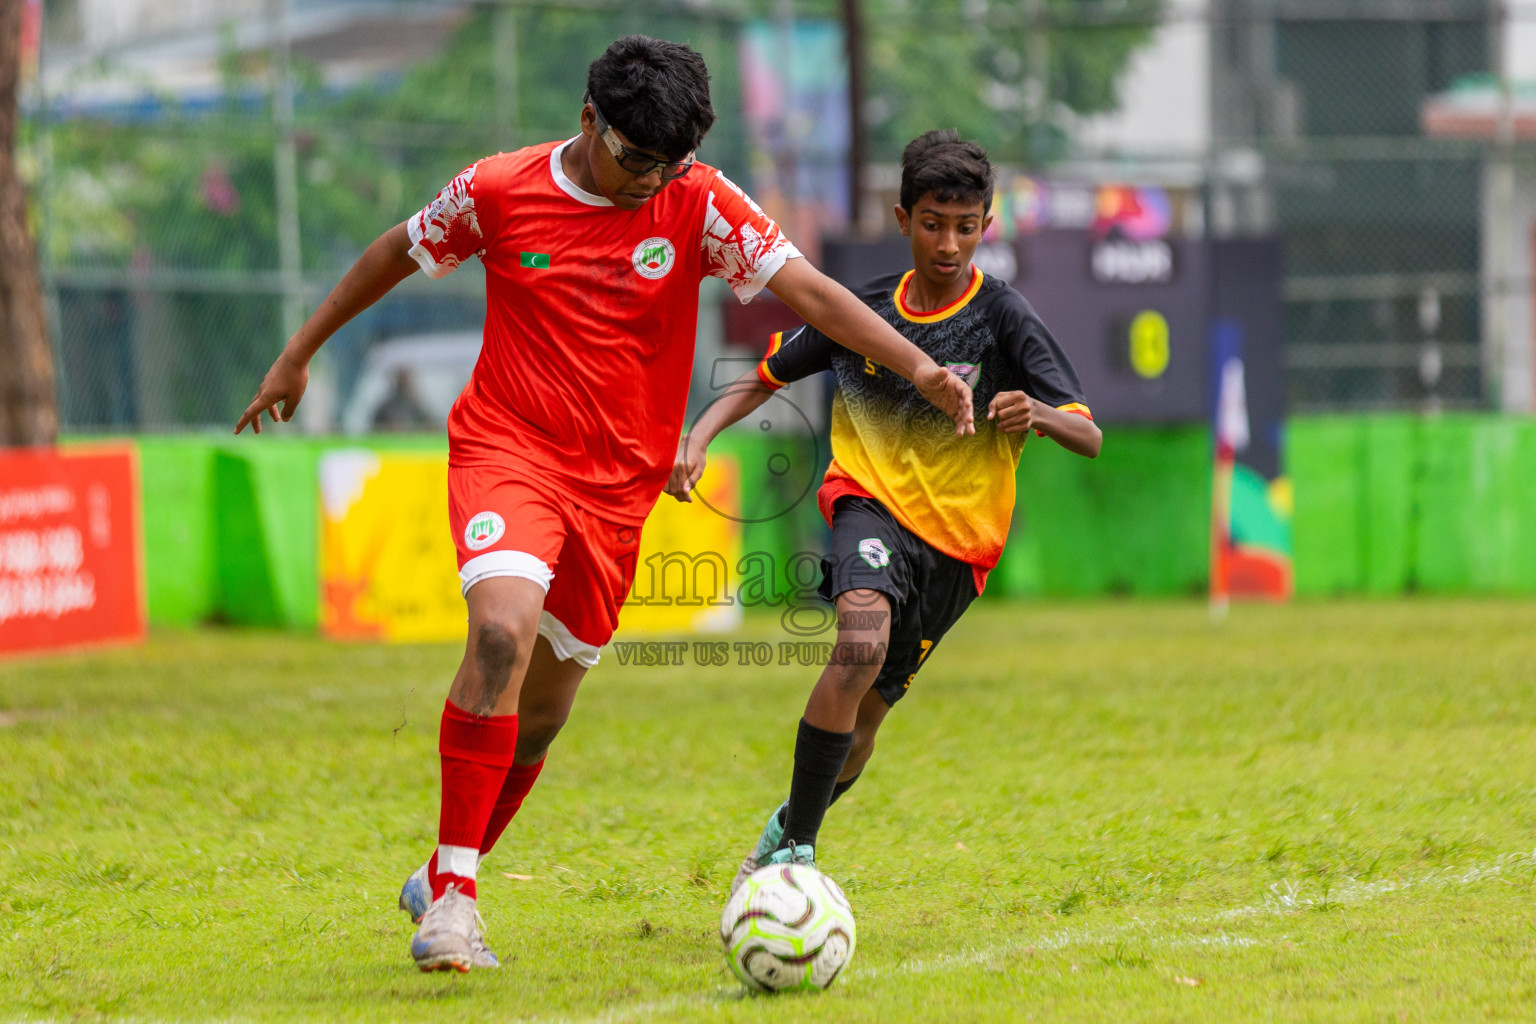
586 35 716 160
899 129 995 214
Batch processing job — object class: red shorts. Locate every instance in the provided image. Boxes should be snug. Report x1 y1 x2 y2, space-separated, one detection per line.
448 463 643 667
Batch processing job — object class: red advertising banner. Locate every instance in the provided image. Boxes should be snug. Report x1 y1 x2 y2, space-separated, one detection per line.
0 444 145 657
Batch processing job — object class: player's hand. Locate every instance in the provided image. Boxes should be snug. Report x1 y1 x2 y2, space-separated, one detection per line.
987 390 1035 434
235 350 309 435
915 363 975 436
665 434 707 502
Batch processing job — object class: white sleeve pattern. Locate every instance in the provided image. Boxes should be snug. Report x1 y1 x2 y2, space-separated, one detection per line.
406 164 485 279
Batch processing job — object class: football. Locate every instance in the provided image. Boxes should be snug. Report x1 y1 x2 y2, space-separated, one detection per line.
720 862 857 992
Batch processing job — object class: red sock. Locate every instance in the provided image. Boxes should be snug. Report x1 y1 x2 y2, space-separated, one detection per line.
480 757 546 855
434 699 517 900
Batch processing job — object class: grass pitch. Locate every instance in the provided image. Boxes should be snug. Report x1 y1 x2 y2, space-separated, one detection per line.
3 599 1536 1022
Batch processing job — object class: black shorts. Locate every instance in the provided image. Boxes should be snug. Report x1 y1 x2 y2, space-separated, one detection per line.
818 496 980 706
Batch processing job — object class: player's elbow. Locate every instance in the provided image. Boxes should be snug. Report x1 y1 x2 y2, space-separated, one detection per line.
1085 429 1103 459
1076 424 1103 459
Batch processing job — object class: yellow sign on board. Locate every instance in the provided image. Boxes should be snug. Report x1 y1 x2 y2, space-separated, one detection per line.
318 450 742 644
618 456 742 636
1129 310 1171 379
319 451 464 643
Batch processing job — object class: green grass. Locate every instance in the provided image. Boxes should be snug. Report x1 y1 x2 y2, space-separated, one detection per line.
4 599 1536 1022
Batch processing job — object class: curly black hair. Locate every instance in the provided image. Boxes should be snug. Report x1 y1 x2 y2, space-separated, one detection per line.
586 35 716 160
899 129 995 214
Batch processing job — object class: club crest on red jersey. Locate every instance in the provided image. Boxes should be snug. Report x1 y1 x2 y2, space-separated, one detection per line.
632 237 676 280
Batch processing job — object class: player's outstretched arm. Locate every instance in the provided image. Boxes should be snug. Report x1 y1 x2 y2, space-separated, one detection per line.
664 370 774 502
767 259 975 436
988 391 1102 458
235 221 420 434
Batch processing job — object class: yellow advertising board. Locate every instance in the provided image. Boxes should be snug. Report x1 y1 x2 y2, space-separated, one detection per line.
617 455 742 636
319 450 742 643
319 451 464 642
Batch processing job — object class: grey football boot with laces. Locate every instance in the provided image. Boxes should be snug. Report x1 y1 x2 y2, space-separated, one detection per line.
410 884 485 973
466 911 501 969
402 865 501 969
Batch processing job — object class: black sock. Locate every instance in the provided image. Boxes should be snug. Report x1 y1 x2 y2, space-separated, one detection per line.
775 771 861 828
775 719 854 854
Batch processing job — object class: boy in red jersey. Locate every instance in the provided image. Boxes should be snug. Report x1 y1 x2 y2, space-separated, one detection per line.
667 130 1101 888
235 37 973 973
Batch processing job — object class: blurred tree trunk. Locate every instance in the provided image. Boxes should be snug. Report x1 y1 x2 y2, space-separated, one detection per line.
0 0 54 447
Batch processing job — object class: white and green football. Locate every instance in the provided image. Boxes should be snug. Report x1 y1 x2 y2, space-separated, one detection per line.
719 862 856 992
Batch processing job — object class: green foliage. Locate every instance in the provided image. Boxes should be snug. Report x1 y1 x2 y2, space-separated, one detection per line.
3 599 1536 1020
32 2 1160 271
24 3 1160 427
860 0 1164 163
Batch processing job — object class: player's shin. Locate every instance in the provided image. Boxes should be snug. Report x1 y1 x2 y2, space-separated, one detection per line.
478 756 546 856
757 770 863 863
434 699 518 900
773 718 855 859
769 770 864 834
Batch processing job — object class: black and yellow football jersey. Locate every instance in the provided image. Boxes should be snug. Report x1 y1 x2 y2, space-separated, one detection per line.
755 265 1092 570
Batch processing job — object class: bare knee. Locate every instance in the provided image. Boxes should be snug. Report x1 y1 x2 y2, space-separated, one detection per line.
514 707 570 764
843 686 890 776
476 622 521 681
472 621 524 716
823 635 887 697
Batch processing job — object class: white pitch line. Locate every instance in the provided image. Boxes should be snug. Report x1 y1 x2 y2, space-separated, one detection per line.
531 847 1536 1024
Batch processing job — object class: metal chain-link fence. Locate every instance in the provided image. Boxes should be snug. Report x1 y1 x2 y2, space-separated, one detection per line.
30 0 753 433
22 0 1522 429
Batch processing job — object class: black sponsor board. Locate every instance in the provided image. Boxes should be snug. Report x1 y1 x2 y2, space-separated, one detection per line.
820 231 1285 478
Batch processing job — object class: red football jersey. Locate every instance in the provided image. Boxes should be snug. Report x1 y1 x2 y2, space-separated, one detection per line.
407 139 799 524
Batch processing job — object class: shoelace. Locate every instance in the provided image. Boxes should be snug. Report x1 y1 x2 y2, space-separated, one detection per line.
470 910 496 961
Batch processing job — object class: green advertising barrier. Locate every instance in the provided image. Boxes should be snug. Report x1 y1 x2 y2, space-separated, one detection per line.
709 431 828 571
116 413 1536 629
137 432 829 628
136 427 1215 627
1414 417 1536 593
1288 417 1364 596
1000 424 1212 598
136 434 448 629
1288 415 1536 596
136 437 218 627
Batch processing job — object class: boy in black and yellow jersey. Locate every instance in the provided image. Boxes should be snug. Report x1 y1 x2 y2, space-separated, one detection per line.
666 130 1101 887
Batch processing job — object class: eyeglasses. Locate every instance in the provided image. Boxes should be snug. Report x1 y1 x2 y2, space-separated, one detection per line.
589 99 695 181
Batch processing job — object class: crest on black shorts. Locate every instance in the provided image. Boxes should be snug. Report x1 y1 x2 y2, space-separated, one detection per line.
859 538 891 569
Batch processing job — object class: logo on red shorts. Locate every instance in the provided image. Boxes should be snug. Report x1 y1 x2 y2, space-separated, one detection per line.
464 511 506 551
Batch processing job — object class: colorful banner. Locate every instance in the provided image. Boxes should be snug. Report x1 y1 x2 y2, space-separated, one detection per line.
1211 322 1293 608
619 456 743 636
319 451 462 643
319 451 743 644
740 19 850 242
0 444 145 656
